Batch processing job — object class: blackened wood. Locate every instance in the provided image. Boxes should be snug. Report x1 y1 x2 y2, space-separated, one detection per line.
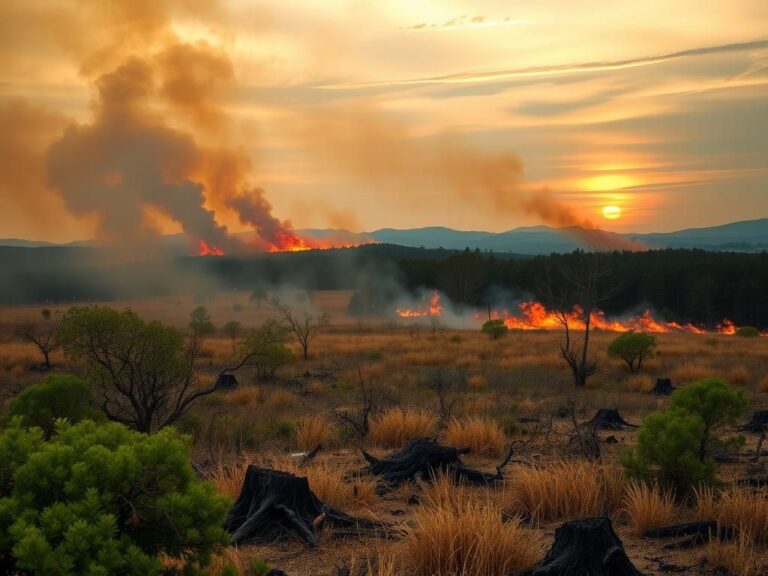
584 409 638 430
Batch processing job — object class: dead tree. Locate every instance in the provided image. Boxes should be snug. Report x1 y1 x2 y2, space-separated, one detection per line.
275 302 330 360
361 437 512 490
225 467 380 547
541 253 617 388
529 517 645 576
332 362 381 438
16 318 60 370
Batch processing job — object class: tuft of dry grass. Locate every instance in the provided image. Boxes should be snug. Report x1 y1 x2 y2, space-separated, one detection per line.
209 460 249 501
728 365 751 386
225 386 264 408
626 374 654 393
670 361 714 384
503 461 625 525
443 416 505 457
622 482 677 536
697 486 768 546
704 531 756 576
295 414 335 451
403 498 543 576
759 375 768 393
368 407 437 448
263 388 298 410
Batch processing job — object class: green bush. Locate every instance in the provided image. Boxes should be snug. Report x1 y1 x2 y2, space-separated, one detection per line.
735 326 760 338
481 319 509 340
0 420 230 575
607 331 656 374
622 378 746 494
2 374 103 437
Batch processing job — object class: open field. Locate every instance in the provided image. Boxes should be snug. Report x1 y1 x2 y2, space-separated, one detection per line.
1 290 768 575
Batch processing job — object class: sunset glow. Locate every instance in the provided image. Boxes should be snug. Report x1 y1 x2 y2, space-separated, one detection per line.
602 205 622 220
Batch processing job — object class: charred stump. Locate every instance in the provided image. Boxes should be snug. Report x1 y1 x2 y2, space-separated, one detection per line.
584 409 638 431
361 437 509 490
225 467 379 547
528 517 645 576
215 373 239 391
651 378 675 396
739 410 768 433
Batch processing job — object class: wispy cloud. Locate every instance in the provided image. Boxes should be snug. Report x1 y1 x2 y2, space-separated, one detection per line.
318 38 768 90
402 15 529 32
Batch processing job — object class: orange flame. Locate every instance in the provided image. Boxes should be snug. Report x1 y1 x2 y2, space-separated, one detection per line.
716 319 736 335
396 291 443 318
198 240 224 256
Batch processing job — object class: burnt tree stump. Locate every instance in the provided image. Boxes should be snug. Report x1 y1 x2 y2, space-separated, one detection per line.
584 409 638 431
528 517 645 576
651 378 675 396
739 410 768 433
361 437 508 490
215 373 239 391
225 467 378 547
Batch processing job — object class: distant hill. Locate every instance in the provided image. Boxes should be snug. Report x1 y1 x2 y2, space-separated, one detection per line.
2 218 766 254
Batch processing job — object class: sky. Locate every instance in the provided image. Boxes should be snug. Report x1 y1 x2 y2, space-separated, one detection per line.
1 0 767 245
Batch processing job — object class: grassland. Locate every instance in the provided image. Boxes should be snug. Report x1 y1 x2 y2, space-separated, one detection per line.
1 290 767 575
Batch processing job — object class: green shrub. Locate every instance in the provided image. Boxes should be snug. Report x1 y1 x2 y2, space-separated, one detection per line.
735 326 760 338
2 374 103 437
622 378 746 494
481 319 508 340
607 331 656 374
0 420 230 575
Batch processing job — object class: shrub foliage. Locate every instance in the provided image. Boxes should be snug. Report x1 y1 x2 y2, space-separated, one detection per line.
607 331 656 374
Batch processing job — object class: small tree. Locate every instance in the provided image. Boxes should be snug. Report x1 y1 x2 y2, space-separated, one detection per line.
622 378 747 493
250 287 268 308
15 315 60 370
608 331 656 374
481 319 508 340
735 326 760 338
274 302 330 360
222 320 243 352
2 374 103 438
190 305 215 338
0 419 229 575
234 319 293 381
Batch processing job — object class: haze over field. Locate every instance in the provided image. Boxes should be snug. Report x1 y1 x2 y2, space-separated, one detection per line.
1 0 767 253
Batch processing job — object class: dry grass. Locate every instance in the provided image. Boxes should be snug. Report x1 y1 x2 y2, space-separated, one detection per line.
759 375 768 393
503 461 625 525
443 416 505 457
209 460 249 501
704 531 756 576
225 386 265 408
670 361 714 384
403 498 543 576
626 374 654 393
622 482 677 536
295 414 335 451
368 407 437 448
728 365 751 386
698 486 768 546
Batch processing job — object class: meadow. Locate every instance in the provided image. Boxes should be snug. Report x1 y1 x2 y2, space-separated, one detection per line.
1 289 767 575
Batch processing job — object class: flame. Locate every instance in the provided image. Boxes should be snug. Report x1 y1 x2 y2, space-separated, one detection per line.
396 291 443 318
716 319 736 335
198 240 224 256
267 230 314 253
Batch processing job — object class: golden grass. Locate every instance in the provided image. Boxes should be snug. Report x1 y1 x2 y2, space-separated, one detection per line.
670 361 714 384
704 531 756 576
503 461 625 525
697 486 768 546
626 374 654 393
443 416 505 457
295 414 335 451
728 365 751 386
225 386 265 408
759 375 768 393
368 407 437 448
209 460 249 501
467 373 486 391
403 498 543 576
622 482 677 536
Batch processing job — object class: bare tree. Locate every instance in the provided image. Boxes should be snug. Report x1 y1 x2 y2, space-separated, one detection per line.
16 314 60 370
542 252 616 387
274 302 330 360
222 320 243 352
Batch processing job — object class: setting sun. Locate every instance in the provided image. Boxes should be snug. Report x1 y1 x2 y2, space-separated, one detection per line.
602 205 622 220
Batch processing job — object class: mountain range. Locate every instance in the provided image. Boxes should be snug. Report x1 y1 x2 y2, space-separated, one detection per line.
1 218 766 255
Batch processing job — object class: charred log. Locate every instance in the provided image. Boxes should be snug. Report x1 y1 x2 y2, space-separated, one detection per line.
645 521 734 550
584 409 638 431
651 378 675 396
739 410 768 433
225 466 379 547
361 437 508 490
528 517 645 576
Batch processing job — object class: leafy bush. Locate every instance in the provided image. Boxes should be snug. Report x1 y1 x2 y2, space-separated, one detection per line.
481 319 508 340
2 374 103 437
622 378 746 494
190 306 215 337
607 331 656 374
735 326 760 338
0 420 230 575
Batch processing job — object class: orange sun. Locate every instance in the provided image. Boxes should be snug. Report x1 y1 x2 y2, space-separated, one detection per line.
602 205 622 220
